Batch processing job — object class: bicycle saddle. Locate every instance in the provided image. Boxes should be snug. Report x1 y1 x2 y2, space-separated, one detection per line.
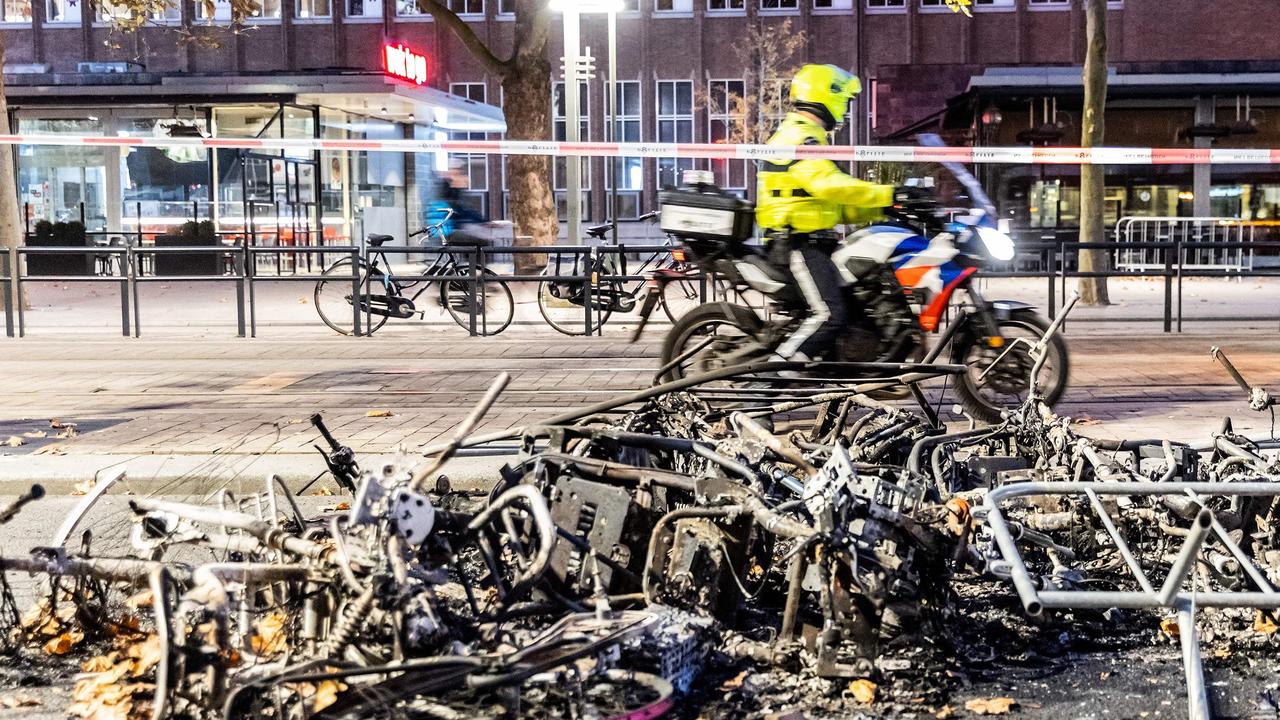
368 234 394 247
585 223 613 239
444 230 493 247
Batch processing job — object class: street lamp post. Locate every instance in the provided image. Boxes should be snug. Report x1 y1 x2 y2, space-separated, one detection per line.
551 0 623 246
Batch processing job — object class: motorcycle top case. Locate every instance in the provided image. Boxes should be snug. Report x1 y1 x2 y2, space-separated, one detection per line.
658 186 755 243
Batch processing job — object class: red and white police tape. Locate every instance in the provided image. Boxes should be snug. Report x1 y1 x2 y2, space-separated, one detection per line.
0 134 1275 164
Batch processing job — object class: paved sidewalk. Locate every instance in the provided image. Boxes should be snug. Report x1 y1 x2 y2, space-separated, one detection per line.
0 331 1277 492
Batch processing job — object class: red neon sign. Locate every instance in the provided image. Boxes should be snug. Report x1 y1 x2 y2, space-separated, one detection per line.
383 43 430 86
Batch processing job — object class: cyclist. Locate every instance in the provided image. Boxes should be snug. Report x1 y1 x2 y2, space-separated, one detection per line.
756 63 895 363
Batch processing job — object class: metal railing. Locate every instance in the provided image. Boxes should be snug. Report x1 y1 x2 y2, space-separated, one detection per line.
5 239 1280 339
1114 216 1269 272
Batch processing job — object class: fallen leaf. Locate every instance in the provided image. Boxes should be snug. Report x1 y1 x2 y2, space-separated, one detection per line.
50 419 74 430
22 430 46 439
0 693 40 708
1160 616 1180 639
1254 610 1279 635
298 297 310 304
71 478 95 496
34 444 67 456
365 409 394 418
312 487 335 497
57 426 79 439
965 698 1018 715
313 679 346 712
4 436 24 447
846 679 877 704
44 629 84 655
720 670 748 690
251 611 289 656
1073 415 1101 426
935 706 955 720
322 502 352 512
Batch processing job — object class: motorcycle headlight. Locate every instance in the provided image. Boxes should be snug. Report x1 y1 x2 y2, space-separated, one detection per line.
975 225 1015 262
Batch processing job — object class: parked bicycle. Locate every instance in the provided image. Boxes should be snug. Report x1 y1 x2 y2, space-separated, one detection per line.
314 210 515 336
536 212 711 335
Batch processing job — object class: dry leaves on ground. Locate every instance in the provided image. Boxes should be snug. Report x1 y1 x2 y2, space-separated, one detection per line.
1254 610 1279 635
22 430 47 439
965 697 1018 715
71 477 96 496
845 679 877 705
69 634 164 720
312 487 335 497
321 502 352 512
44 630 85 655
251 611 289 656
366 409 395 418
1159 616 1180 639
4 436 24 447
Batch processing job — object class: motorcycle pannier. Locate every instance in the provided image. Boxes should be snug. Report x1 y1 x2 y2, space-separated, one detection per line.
659 182 755 243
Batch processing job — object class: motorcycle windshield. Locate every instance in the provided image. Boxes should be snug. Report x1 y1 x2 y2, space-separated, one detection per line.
918 133 998 226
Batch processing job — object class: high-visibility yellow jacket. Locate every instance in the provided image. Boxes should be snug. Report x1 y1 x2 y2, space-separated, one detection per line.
756 112 894 233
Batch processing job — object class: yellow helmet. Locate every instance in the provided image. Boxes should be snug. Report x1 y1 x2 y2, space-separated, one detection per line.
790 64 862 129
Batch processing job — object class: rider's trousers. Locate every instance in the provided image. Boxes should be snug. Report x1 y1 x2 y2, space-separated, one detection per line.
772 235 847 360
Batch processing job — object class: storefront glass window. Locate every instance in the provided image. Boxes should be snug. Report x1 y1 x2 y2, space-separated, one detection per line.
118 117 211 232
17 118 107 228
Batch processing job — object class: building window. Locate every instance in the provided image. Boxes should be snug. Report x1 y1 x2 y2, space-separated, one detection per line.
397 0 428 16
707 79 747 190
865 0 903 7
607 81 643 219
657 79 694 188
250 0 282 18
498 0 512 12
655 0 691 10
707 0 743 11
1028 0 1068 4
972 0 1014 7
761 0 796 8
45 0 78 22
1 0 30 21
553 81 591 196
448 0 482 13
812 0 851 9
447 83 489 216
297 0 330 17
346 0 381 16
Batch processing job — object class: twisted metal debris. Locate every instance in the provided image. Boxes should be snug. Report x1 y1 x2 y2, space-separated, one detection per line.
0 296 1277 719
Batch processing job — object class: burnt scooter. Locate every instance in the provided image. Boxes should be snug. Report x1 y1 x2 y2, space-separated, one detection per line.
632 163 1069 425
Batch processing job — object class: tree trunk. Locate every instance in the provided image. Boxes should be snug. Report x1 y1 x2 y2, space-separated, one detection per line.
0 37 23 318
1076 0 1110 306
502 61 557 274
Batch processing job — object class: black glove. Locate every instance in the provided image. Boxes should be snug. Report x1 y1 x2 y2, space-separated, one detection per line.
893 185 936 207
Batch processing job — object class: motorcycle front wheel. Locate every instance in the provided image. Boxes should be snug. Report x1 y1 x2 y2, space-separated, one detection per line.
658 302 767 382
951 308 1070 424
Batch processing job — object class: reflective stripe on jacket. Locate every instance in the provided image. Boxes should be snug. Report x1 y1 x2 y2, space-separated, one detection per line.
755 112 894 233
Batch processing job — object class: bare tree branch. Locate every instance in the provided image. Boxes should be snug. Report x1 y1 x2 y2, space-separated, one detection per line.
415 0 509 78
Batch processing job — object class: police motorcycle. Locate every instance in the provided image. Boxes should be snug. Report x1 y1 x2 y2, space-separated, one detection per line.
632 163 1070 425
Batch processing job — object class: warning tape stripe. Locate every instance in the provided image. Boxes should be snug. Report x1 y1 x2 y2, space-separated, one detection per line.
0 134 1274 164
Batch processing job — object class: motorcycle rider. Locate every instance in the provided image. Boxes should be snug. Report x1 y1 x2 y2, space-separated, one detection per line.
757 64 895 362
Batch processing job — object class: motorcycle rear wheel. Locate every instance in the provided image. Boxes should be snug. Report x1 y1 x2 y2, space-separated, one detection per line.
659 302 767 383
951 308 1069 424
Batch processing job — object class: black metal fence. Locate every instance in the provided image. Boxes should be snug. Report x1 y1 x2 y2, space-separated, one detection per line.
3 240 1279 339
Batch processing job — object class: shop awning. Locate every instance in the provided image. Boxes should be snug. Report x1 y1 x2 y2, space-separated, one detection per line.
2 70 506 134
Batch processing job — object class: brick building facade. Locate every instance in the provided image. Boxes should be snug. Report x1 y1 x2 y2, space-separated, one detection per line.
3 0 1280 240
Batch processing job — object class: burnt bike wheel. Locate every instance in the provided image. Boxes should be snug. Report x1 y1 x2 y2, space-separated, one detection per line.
314 258 389 336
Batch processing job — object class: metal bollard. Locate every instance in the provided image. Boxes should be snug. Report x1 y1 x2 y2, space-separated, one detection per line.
2 249 13 338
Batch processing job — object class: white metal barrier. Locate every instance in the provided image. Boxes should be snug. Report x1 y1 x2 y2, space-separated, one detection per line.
1114 216 1257 272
